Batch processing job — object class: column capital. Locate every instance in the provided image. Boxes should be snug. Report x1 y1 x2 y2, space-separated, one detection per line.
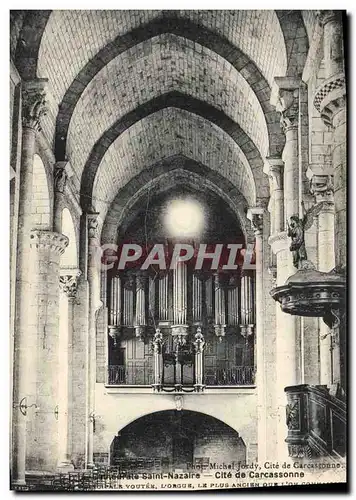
268 231 289 255
87 212 100 240
264 156 284 189
310 174 334 204
247 207 264 235
30 230 68 255
271 77 302 133
59 269 81 298
318 10 342 27
21 79 48 132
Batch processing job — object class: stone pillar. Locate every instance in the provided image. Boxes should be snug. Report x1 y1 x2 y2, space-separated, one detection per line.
247 208 265 463
12 80 47 485
272 78 301 221
57 270 81 470
270 78 302 460
310 174 335 386
27 230 68 472
86 213 102 468
264 157 284 234
314 10 346 268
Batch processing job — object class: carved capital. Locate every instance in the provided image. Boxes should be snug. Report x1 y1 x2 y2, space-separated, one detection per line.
318 10 342 27
247 207 264 235
264 157 284 191
271 77 301 134
30 230 68 255
310 174 334 204
60 273 80 298
22 80 48 132
87 212 100 240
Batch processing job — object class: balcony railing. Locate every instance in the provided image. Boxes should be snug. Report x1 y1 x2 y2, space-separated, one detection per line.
107 364 255 386
108 362 153 385
204 366 255 386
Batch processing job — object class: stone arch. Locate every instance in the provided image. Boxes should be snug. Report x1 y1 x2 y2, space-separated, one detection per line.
81 98 266 213
53 16 284 160
60 207 78 268
276 10 309 77
108 409 246 468
31 153 51 230
100 156 255 246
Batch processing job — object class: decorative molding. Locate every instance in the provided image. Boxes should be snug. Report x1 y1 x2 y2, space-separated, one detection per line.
314 73 346 127
59 273 80 298
30 230 68 255
21 80 48 132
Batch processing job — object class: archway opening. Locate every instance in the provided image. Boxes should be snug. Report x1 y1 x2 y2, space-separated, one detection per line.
109 410 246 471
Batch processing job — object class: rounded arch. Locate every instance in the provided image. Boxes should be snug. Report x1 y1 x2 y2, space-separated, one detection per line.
31 154 51 230
52 16 284 161
109 409 246 469
81 98 266 212
60 207 78 268
100 156 256 246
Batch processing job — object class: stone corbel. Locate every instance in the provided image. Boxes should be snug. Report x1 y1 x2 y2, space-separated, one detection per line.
54 160 74 194
87 212 100 240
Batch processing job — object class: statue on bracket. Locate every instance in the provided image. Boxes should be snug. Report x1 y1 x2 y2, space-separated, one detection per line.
287 202 309 269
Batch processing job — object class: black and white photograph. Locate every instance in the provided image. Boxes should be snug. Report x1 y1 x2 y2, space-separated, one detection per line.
9 7 348 491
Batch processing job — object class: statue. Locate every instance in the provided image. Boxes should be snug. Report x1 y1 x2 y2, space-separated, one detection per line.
287 210 308 269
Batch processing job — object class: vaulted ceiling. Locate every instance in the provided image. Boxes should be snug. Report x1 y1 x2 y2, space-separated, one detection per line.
11 10 310 238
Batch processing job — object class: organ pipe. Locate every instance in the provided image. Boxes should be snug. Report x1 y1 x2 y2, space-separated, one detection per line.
192 273 202 323
109 276 121 327
228 286 239 326
173 263 187 325
159 273 169 321
122 276 134 326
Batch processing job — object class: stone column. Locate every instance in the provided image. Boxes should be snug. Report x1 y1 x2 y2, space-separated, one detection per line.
314 10 346 268
27 230 69 472
247 208 265 462
270 78 302 460
310 174 335 386
57 270 81 470
264 157 284 235
12 80 47 485
273 77 302 222
86 213 102 468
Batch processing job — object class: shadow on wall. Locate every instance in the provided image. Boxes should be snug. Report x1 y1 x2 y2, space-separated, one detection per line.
107 409 246 471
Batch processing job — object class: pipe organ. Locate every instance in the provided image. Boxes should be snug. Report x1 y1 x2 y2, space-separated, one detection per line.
106 265 256 388
107 266 255 339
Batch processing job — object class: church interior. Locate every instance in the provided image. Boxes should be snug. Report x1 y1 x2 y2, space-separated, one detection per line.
10 10 346 489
